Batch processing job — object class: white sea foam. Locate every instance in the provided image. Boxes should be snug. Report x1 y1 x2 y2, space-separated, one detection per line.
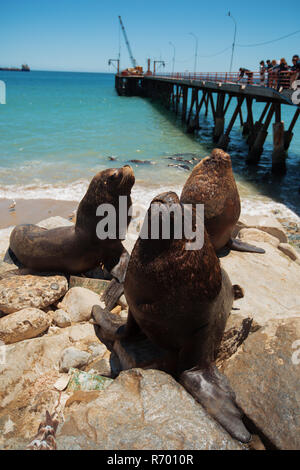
0 179 299 223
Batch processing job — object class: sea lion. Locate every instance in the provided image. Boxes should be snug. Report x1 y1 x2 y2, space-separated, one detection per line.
9 166 135 274
93 191 251 443
180 148 265 254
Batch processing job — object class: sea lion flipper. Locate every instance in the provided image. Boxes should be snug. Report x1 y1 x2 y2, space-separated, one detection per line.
102 278 124 311
110 250 130 283
229 238 266 254
102 250 131 310
92 305 126 342
180 365 251 443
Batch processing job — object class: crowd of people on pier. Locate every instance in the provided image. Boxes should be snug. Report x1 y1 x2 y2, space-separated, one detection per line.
238 54 299 90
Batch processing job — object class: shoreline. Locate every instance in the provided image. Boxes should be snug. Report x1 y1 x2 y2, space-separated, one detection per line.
0 194 299 252
0 198 78 229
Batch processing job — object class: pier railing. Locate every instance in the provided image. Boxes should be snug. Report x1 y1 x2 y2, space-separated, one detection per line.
153 71 297 90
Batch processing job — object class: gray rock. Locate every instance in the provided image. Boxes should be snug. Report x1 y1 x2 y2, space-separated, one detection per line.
59 347 91 373
53 309 71 328
56 369 245 450
58 287 105 323
0 308 51 344
222 317 300 450
0 274 68 314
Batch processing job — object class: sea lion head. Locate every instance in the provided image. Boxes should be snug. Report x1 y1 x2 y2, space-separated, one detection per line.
88 165 135 204
180 148 235 208
144 191 182 240
76 166 135 235
201 148 232 170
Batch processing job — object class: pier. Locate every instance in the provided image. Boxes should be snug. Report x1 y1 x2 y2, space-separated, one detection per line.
115 71 300 174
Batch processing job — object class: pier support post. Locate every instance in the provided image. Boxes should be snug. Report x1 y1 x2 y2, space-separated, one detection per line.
217 97 244 150
187 88 197 132
205 95 209 117
213 94 225 142
247 102 270 149
182 86 188 122
272 121 286 174
247 104 274 164
243 98 254 136
284 107 300 150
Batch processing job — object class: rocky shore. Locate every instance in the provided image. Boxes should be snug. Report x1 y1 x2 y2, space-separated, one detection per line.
0 215 299 450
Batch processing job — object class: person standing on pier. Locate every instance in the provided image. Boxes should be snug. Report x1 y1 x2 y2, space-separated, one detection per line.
238 68 253 84
260 60 266 84
291 54 300 85
277 58 289 90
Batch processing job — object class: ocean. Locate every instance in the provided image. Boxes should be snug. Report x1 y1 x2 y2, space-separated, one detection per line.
0 70 299 221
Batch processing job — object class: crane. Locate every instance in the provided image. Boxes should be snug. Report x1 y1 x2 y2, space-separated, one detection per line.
118 16 137 68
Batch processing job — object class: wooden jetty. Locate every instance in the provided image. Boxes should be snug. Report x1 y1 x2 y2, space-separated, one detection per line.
115 71 300 174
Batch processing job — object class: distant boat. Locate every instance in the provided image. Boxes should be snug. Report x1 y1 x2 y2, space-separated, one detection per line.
0 64 30 72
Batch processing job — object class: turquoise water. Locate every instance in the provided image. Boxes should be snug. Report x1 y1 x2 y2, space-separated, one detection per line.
0 71 299 217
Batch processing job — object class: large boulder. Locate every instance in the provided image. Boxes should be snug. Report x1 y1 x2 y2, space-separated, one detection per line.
56 368 245 450
0 308 51 344
57 287 105 322
0 274 68 314
221 232 300 326
236 215 288 243
0 323 108 449
222 317 300 450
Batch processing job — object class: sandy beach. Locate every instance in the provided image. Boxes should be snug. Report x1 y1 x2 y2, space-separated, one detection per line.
0 198 78 229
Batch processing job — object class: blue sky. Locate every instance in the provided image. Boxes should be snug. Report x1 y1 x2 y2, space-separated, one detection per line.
1 0 300 73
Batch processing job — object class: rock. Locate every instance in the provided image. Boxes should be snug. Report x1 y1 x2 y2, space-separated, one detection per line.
0 227 14 260
278 243 300 263
87 342 107 360
59 347 91 373
69 276 110 296
54 375 70 391
222 317 300 450
238 228 280 248
221 240 300 326
237 215 287 243
0 274 68 314
58 287 105 322
85 350 121 378
37 216 74 230
53 309 71 328
119 310 128 320
0 261 14 279
0 322 104 449
0 308 51 344
118 294 128 309
65 391 101 408
56 369 244 450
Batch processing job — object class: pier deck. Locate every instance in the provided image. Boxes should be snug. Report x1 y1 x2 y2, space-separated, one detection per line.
115 72 300 173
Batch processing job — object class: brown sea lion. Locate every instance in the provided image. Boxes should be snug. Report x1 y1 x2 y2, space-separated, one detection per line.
93 191 251 443
180 148 265 254
9 166 135 274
